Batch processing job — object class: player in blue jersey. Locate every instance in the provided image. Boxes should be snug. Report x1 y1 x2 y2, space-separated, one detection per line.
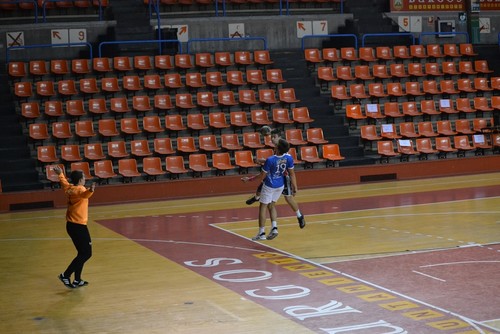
246 127 305 229
242 138 297 241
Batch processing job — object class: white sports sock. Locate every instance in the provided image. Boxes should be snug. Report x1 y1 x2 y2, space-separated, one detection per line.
259 227 265 234
271 221 277 228
296 210 302 217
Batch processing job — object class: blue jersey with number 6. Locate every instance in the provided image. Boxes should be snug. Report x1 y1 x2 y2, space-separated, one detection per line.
262 153 294 188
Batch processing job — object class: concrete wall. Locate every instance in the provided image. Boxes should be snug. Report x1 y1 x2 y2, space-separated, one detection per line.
0 13 352 62
158 14 353 52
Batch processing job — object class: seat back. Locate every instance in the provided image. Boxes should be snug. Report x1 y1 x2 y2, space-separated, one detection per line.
198 134 219 151
52 121 72 139
131 139 152 156
304 48 322 64
154 55 173 71
93 57 112 73
134 55 153 71
153 137 175 155
221 133 242 150
358 47 376 62
101 77 120 93
113 56 132 72
79 78 99 94
195 52 214 68
235 150 257 167
50 59 69 76
165 155 188 174
377 140 396 155
84 143 105 160
94 160 116 179
251 109 271 125
36 80 56 97
71 161 92 179
107 141 129 158
175 54 194 69
61 144 82 162
29 122 50 141
177 136 197 153
98 119 119 137
266 68 286 84
185 72 205 88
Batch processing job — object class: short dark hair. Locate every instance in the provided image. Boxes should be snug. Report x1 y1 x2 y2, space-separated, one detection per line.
276 138 290 155
69 170 84 186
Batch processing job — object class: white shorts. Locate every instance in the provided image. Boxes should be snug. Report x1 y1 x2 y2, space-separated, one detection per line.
259 184 284 205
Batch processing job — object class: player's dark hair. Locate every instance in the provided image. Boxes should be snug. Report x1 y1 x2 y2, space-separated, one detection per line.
276 138 290 155
69 170 84 186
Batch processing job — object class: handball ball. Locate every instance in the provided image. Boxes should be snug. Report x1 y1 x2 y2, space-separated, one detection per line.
260 126 272 136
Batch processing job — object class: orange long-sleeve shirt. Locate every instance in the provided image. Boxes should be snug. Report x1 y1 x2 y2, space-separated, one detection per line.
59 174 94 225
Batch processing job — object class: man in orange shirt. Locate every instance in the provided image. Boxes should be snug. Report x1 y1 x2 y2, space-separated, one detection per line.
53 165 96 289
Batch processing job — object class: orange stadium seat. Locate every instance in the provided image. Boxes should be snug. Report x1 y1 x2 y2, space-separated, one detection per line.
188 153 212 177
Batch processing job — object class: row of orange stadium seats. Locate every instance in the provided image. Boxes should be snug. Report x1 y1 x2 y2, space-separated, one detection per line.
377 134 500 162
8 51 274 78
317 62 496 84
0 0 108 11
43 143 345 184
331 80 499 104
29 116 320 149
11 69 287 94
345 99 499 126
15 89 300 115
22 97 312 124
305 43 478 64
360 118 495 141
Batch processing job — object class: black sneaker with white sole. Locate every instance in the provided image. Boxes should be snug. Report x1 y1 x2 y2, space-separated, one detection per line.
298 215 306 229
58 274 75 289
266 227 278 240
73 280 89 287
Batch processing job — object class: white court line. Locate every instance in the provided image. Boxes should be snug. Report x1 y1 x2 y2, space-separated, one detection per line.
1 179 500 222
210 223 493 334
412 270 446 282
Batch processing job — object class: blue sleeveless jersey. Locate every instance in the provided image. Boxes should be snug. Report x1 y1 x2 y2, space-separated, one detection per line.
262 153 294 188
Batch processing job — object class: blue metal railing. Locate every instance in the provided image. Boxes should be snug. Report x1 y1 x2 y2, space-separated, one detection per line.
98 40 182 58
0 0 38 23
361 33 416 47
301 34 358 50
6 42 93 62
419 31 470 44
186 37 267 54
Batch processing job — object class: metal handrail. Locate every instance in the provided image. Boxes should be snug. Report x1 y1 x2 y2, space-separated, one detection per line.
6 42 93 62
186 37 267 54
301 34 358 50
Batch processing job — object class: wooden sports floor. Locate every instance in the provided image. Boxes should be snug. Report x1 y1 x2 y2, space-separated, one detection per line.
1 172 500 334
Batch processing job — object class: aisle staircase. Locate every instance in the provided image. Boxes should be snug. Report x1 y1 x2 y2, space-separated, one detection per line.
270 50 375 166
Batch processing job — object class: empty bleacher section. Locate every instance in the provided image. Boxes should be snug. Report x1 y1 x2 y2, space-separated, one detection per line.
0 0 499 205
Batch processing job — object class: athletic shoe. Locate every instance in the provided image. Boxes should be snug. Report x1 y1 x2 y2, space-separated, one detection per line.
266 227 278 240
298 215 306 229
73 280 89 287
58 273 75 289
252 232 266 240
246 196 257 205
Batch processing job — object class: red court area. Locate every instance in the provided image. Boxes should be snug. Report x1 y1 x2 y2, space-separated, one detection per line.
98 201 500 333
